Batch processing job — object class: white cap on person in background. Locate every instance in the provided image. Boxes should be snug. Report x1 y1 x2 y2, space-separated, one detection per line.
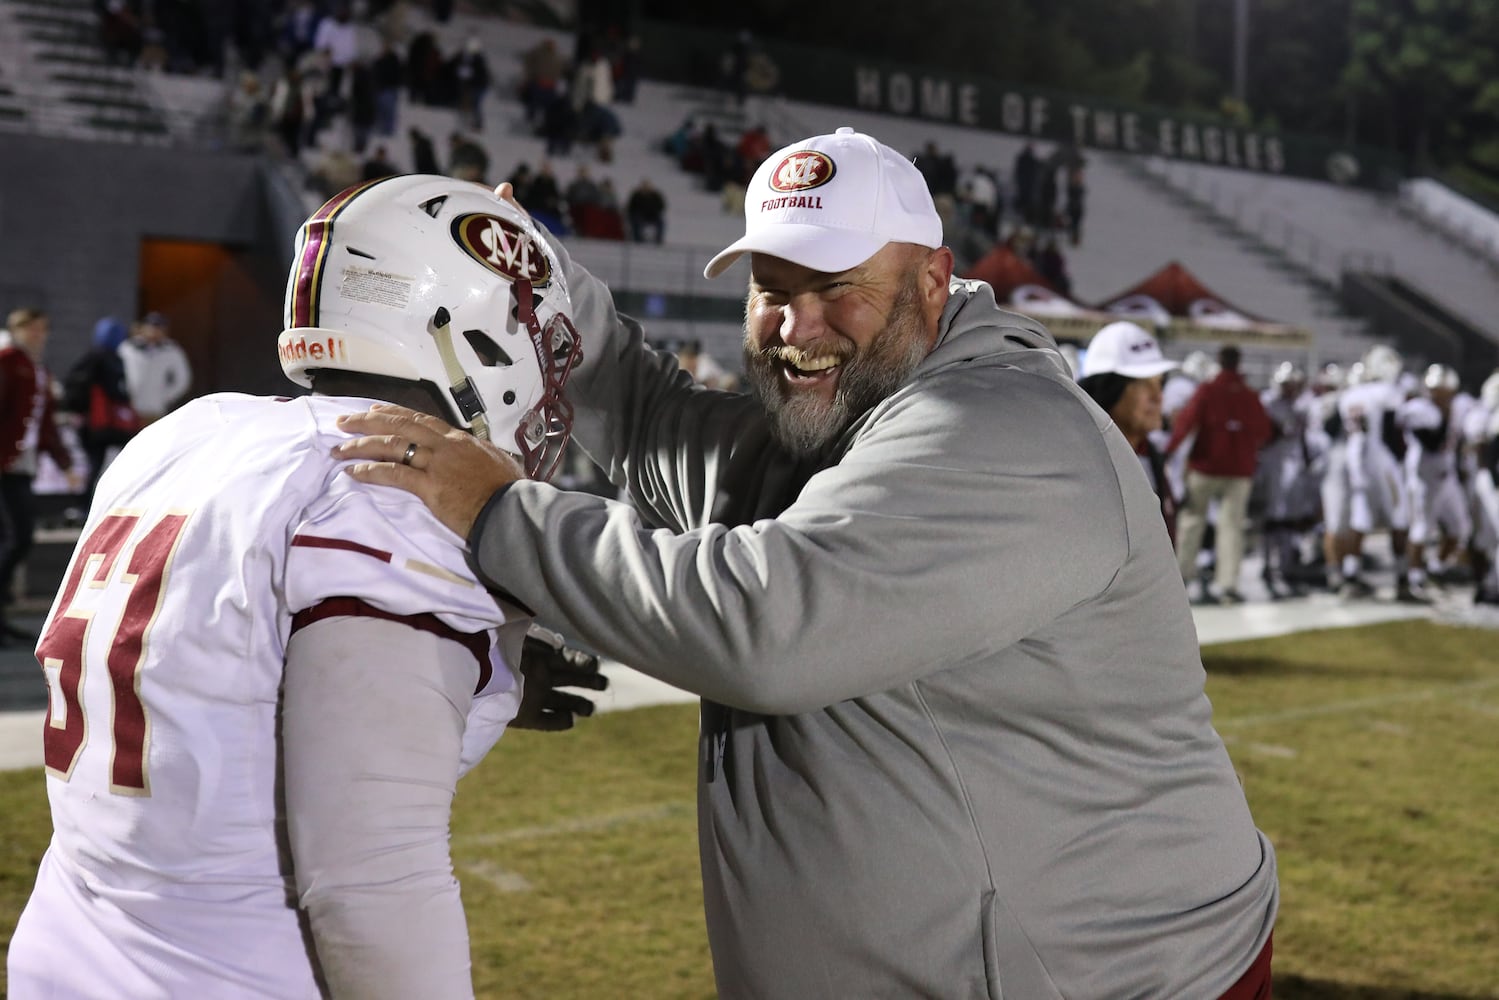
1081 322 1180 379
703 126 942 279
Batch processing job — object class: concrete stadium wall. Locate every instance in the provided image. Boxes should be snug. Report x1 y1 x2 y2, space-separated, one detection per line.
0 134 287 396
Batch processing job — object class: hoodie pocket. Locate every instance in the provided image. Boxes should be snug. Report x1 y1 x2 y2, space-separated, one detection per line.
981 890 1065 1000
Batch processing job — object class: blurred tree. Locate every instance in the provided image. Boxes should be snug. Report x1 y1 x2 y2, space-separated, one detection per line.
1343 0 1499 173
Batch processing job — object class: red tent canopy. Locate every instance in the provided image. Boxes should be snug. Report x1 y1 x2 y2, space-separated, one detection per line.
1094 260 1310 348
963 246 1054 299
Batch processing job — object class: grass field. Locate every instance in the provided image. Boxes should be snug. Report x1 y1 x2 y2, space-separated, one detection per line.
2 619 1497 998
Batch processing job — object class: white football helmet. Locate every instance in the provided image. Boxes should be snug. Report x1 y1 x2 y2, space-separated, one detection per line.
1313 362 1343 392
1271 361 1305 388
1422 363 1459 395
1361 344 1403 385
1482 370 1499 413
279 175 582 481
1180 350 1215 382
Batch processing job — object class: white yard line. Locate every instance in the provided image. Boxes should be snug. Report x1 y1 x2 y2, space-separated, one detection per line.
453 802 691 850
1215 677 1499 730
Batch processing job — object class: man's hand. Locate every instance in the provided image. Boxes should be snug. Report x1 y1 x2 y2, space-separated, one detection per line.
514 627 609 732
333 404 525 538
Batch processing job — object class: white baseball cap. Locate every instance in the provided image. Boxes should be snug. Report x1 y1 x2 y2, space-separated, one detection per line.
703 126 943 279
1081 322 1180 379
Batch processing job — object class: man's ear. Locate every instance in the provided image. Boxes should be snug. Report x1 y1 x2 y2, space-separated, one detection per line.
922 247 955 320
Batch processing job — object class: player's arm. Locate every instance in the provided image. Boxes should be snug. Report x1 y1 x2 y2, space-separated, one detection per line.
282 613 483 1000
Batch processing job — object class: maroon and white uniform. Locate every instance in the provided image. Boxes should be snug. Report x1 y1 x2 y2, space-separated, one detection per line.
9 393 527 999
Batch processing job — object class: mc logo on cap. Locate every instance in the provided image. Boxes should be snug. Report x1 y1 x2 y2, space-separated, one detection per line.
769 151 836 192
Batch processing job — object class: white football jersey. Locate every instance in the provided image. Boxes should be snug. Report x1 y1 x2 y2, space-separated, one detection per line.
1337 380 1405 432
11 393 526 999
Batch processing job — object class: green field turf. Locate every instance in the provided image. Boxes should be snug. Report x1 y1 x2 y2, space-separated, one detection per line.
2 619 1495 998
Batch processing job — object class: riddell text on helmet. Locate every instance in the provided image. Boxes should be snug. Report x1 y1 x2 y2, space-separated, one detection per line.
761 195 825 212
279 335 349 366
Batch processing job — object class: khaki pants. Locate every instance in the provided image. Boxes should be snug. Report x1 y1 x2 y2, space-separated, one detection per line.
1177 471 1254 595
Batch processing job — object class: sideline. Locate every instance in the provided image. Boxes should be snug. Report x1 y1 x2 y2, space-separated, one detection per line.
0 596 1438 773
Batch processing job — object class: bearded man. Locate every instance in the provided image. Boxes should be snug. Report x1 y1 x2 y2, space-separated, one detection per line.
335 128 1279 999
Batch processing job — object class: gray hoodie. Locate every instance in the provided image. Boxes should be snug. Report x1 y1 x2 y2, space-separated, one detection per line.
472 243 1277 998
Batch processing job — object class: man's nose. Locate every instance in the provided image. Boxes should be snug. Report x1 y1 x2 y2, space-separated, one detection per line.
779 295 826 347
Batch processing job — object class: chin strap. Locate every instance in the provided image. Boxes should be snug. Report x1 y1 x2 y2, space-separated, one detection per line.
428 306 491 441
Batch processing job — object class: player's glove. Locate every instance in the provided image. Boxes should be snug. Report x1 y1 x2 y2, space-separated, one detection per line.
515 626 609 732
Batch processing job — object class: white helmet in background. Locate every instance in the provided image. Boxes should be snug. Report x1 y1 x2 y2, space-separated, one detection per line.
1313 362 1343 392
1362 344 1403 385
1480 370 1499 413
279 175 582 481
1180 350 1215 382
1271 361 1305 388
1344 361 1367 386
1422 363 1459 395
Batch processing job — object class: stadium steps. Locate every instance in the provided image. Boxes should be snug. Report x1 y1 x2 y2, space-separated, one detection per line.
0 0 176 143
1141 158 1499 349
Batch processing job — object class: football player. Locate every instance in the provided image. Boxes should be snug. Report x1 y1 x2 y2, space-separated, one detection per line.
8 176 603 999
1397 364 1474 594
1320 344 1418 600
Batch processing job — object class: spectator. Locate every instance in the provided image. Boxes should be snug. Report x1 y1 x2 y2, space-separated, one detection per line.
1037 148 1063 230
540 88 578 158
99 0 142 67
0 308 78 633
269 64 313 157
361 144 400 181
446 131 489 184
226 71 269 153
311 2 358 112
1165 344 1273 604
1077 322 1181 542
1012 142 1039 225
371 39 404 138
1065 161 1087 246
519 36 564 128
1034 236 1070 297
405 30 443 105
736 123 773 182
596 177 620 215
614 35 641 104
279 0 321 62
957 164 999 237
626 177 665 243
120 312 193 425
506 161 535 204
408 124 440 175
914 140 957 199
526 161 565 231
451 37 490 132
575 48 620 162
698 123 728 192
336 126 1279 999
564 164 602 212
62 316 139 506
348 60 377 154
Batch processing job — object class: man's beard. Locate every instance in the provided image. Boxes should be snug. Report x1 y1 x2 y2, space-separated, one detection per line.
743 274 930 457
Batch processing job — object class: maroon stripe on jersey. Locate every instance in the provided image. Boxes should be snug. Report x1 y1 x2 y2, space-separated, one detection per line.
291 597 494 692
290 533 393 563
288 176 395 329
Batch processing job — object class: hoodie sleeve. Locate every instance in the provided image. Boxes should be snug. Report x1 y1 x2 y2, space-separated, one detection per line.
542 233 776 533
468 367 1129 715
